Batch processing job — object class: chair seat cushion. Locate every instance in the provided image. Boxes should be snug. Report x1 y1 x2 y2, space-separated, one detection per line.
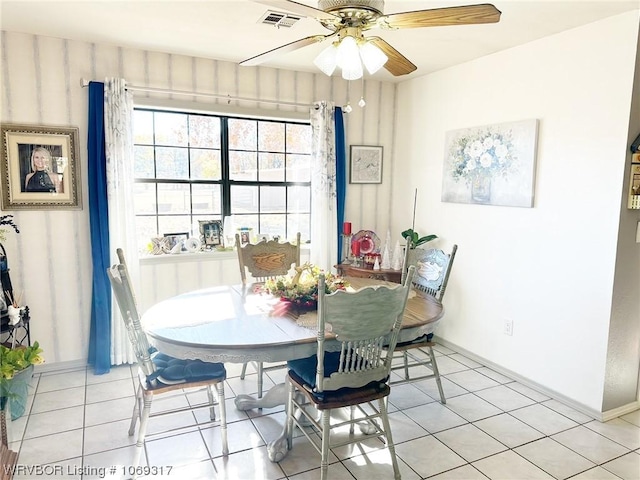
152 353 226 385
287 351 342 389
287 351 387 393
288 369 389 407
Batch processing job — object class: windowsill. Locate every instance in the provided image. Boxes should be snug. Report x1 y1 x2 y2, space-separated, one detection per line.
138 244 311 265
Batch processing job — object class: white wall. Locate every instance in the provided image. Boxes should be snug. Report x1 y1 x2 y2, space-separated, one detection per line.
0 31 398 367
392 11 640 414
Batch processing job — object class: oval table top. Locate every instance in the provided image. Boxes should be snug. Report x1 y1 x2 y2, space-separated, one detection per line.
142 278 443 364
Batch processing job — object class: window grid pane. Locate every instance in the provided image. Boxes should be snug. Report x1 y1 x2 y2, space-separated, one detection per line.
133 108 312 249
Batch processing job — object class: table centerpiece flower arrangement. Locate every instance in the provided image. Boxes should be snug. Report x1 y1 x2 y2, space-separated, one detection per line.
264 262 349 311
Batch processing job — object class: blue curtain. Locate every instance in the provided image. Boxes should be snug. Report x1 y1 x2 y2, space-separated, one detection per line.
335 107 346 263
87 82 112 374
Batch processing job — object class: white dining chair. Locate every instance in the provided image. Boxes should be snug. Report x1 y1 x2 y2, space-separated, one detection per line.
279 265 416 480
390 243 458 403
107 248 228 476
236 232 301 398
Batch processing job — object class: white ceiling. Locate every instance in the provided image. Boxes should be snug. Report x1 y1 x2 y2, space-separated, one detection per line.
1 0 639 82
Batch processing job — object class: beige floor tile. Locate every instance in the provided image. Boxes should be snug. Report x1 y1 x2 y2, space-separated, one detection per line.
435 424 508 462
540 399 594 424
276 435 340 477
213 445 286 480
86 365 134 384
584 417 640 450
510 403 578 435
474 413 545 448
445 370 500 392
83 418 137 456
201 417 265 457
413 376 469 400
444 393 503 422
36 369 87 393
389 381 435 410
571 466 625 479
472 450 554 479
429 464 491 479
23 405 84 439
145 430 211 467
620 409 640 428
515 437 595 479
507 383 551 402
475 385 537 411
82 445 147 480
85 378 136 404
343 448 421 479
395 435 466 477
403 400 467 433
84 396 135 427
600 451 640 480
552 425 630 464
30 385 85 414
17 430 84 466
474 367 514 384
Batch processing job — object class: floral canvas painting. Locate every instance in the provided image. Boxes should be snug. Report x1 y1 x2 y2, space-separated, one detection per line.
442 119 539 207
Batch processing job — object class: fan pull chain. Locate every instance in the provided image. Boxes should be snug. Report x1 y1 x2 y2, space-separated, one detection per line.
343 80 353 113
359 76 366 108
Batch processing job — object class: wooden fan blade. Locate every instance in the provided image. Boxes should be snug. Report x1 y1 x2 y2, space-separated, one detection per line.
368 37 417 76
254 0 340 21
378 4 501 29
239 34 332 67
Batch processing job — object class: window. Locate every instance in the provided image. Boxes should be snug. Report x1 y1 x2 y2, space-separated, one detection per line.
132 109 311 251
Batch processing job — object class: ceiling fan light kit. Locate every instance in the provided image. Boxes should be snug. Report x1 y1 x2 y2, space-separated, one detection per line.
243 0 501 77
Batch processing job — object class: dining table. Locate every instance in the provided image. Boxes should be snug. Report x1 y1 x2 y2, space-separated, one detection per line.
142 276 444 461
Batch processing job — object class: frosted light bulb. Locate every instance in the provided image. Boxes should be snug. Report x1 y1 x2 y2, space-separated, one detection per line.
358 97 366 108
343 103 353 113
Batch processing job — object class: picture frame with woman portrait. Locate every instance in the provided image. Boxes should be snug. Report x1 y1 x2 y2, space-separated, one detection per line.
0 123 82 209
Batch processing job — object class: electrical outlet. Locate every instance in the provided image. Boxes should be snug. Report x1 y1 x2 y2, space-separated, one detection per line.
503 318 514 336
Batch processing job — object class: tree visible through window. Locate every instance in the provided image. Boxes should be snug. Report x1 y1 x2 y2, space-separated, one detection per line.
132 109 311 252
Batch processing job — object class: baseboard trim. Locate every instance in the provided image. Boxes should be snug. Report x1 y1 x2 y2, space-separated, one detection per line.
434 336 618 422
34 359 89 374
601 401 640 422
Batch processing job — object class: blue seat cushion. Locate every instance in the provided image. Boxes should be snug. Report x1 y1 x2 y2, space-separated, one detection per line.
287 351 343 389
151 353 226 385
287 351 387 389
287 352 389 406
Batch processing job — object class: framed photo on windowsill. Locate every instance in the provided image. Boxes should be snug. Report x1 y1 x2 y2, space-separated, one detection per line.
199 220 223 248
0 123 82 209
350 145 383 184
164 232 189 252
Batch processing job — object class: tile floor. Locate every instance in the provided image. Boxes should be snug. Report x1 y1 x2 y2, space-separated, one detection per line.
5 344 640 480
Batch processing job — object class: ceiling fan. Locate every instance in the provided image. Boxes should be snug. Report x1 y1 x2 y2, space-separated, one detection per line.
240 0 501 77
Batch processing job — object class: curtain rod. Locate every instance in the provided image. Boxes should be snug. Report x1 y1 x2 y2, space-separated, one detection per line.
79 78 315 109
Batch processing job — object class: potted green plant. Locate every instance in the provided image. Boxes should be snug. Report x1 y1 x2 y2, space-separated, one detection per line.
1 342 43 421
401 228 437 248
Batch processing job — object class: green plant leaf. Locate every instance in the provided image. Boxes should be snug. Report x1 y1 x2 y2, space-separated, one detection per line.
415 234 438 246
401 229 437 248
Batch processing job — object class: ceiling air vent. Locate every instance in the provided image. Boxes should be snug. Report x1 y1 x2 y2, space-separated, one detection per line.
260 10 303 28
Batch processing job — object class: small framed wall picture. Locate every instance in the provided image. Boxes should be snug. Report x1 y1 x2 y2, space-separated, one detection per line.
350 145 383 184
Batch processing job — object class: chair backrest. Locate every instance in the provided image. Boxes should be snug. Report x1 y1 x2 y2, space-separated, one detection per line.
406 244 458 302
106 251 156 378
236 232 301 284
315 265 415 393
